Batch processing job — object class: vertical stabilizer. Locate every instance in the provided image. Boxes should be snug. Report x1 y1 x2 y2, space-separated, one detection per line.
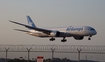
27 16 37 28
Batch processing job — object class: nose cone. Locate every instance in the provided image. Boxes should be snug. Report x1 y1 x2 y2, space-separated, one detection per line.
87 29 97 36
91 29 97 35
85 27 97 36
95 30 97 34
94 30 97 35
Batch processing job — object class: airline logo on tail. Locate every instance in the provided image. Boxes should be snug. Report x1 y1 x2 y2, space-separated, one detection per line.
27 16 37 28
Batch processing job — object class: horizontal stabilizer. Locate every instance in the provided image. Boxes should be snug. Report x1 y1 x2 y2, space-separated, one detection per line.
14 29 29 32
9 20 36 29
9 20 54 35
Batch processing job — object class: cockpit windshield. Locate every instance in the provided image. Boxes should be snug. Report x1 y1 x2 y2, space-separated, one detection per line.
90 28 95 30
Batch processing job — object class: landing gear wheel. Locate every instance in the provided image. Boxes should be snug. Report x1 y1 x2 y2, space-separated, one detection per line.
61 39 67 42
61 37 67 42
88 37 91 40
49 37 55 41
88 36 92 40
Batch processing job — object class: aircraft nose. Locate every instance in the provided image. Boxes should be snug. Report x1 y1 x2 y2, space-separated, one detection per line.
94 30 97 35
89 30 97 35
92 30 97 35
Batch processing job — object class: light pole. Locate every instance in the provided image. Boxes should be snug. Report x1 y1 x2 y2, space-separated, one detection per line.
85 55 87 60
50 45 57 62
77 48 81 62
51 48 55 62
26 48 32 62
5 47 9 62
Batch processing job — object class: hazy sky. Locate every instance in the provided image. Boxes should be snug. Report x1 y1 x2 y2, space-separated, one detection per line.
0 0 105 45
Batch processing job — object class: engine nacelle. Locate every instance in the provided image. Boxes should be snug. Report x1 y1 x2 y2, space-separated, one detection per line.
50 31 60 37
73 36 84 40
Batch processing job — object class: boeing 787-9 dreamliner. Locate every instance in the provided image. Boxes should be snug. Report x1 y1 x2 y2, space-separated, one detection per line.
9 16 97 42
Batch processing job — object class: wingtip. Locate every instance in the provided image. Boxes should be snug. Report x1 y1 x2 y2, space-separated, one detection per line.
9 20 12 22
9 20 14 23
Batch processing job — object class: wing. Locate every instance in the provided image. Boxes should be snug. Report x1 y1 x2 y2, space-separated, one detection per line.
9 20 53 35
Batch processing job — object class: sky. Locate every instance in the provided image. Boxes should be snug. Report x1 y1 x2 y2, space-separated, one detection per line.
0 0 105 45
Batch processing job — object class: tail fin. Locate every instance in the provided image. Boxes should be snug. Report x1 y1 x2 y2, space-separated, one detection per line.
27 16 37 28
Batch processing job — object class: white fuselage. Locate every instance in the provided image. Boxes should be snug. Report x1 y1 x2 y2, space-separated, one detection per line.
27 26 97 37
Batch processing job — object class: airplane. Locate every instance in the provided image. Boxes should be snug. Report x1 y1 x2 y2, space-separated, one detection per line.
9 16 97 42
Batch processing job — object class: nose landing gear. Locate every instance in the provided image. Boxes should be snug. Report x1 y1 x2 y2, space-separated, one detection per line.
88 37 91 40
88 36 92 40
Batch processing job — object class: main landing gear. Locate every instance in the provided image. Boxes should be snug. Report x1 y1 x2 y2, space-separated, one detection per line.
61 37 67 42
88 36 92 40
49 37 55 41
49 37 67 42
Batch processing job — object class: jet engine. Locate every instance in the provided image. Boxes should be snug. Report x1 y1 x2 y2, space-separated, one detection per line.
50 31 60 37
73 36 84 40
